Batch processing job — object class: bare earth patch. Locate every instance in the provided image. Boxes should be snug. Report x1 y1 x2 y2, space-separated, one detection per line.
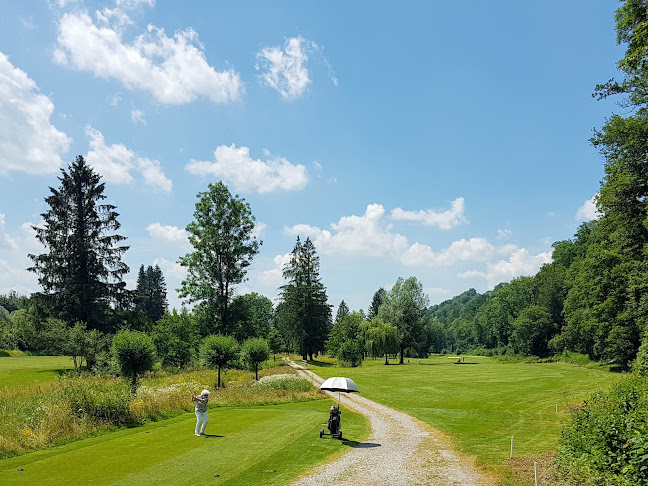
289 361 494 486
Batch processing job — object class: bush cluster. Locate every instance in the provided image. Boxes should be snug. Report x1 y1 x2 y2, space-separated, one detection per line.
555 374 648 485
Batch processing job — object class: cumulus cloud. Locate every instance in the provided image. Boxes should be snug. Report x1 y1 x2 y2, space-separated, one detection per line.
146 223 188 244
576 194 601 221
256 37 312 99
485 248 553 287
402 238 495 267
258 253 292 286
186 144 308 193
137 158 172 191
285 204 491 269
54 11 242 104
497 229 512 240
85 126 172 191
391 197 468 230
0 217 43 296
286 204 409 257
252 222 267 240
0 52 71 176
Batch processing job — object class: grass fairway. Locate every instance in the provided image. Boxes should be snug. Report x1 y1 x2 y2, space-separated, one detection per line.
309 355 621 478
0 356 74 389
0 399 368 485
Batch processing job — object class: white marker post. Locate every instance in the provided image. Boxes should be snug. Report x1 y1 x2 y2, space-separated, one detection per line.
510 435 514 458
534 462 538 486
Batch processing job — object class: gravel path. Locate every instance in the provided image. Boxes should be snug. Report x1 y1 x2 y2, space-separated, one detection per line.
288 361 487 486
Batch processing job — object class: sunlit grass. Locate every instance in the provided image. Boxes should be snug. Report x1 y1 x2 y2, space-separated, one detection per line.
308 354 622 481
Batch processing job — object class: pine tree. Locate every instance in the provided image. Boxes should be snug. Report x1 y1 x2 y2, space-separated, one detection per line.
335 300 350 324
135 264 168 322
367 288 387 320
28 156 129 331
278 237 331 360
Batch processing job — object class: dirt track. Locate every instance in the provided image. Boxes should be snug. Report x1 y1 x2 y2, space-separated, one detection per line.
288 360 488 486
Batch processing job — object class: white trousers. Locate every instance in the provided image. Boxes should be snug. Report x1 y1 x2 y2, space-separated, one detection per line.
195 410 208 434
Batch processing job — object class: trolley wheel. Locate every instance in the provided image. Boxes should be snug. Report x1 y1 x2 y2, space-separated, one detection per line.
338 431 343 440
320 429 324 438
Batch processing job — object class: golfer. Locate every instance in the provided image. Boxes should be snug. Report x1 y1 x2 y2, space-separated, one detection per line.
192 389 210 436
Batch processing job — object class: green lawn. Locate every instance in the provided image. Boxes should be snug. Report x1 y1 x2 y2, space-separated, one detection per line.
308 355 621 476
0 399 368 485
0 356 74 389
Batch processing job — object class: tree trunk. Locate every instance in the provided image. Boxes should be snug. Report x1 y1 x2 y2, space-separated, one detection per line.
255 364 258 381
217 366 222 388
130 374 137 395
384 353 389 365
400 345 404 364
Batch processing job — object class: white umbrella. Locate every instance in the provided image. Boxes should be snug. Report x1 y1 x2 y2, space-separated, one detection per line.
319 377 359 406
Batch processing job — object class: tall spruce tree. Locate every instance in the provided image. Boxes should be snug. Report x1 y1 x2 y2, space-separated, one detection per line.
367 287 387 320
279 237 331 360
28 156 129 331
178 182 260 334
135 264 168 322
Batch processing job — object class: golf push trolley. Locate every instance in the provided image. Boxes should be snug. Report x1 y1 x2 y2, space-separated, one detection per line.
320 405 343 440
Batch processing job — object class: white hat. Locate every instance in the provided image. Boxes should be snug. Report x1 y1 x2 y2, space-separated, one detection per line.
202 389 210 396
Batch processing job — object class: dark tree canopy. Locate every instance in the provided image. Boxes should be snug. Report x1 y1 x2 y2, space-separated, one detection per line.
28 156 129 332
278 237 331 360
135 264 168 322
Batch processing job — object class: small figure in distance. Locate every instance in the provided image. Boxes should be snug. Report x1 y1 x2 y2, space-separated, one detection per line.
191 389 210 436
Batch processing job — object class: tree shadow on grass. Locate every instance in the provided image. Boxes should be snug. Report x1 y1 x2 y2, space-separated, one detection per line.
202 434 224 438
307 360 335 368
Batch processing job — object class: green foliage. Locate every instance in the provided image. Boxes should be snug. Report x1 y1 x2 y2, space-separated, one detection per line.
366 287 386 321
135 264 168 322
151 309 199 367
364 317 400 364
555 375 648 485
241 337 270 379
178 181 261 334
277 236 331 360
378 276 428 363
633 339 648 376
228 292 275 342
111 330 156 393
28 155 129 333
199 334 239 387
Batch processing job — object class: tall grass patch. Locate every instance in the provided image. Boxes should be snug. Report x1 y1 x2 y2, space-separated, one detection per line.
0 360 316 458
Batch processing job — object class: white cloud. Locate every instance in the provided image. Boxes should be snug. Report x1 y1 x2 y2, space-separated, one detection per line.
130 109 146 124
576 194 601 221
401 238 495 267
137 158 172 191
286 204 410 257
457 270 487 279
146 223 188 244
484 248 553 287
54 11 242 104
256 37 311 99
85 126 172 191
258 253 292 286
186 144 308 193
152 257 186 280
85 125 135 184
0 52 71 176
0 218 43 297
391 197 467 230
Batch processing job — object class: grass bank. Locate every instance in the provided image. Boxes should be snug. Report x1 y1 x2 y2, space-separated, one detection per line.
307 354 622 483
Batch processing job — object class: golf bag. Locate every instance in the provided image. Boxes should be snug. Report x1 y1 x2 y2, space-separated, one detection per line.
320 405 342 439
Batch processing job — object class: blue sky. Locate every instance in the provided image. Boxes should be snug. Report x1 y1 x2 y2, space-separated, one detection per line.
0 0 623 313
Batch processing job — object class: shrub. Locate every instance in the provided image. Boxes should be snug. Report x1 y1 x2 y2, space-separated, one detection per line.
112 330 157 393
241 338 270 380
62 377 132 424
633 339 648 376
555 374 648 485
